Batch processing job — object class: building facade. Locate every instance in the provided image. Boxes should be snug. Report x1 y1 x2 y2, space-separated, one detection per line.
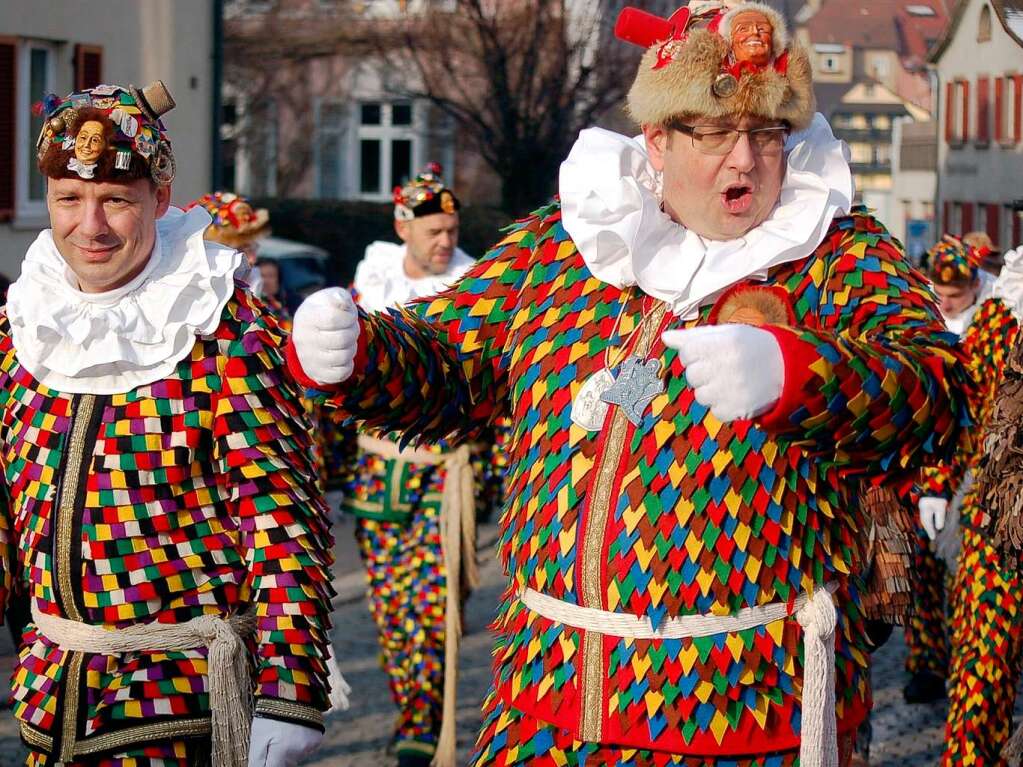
0 0 217 279
932 0 1023 248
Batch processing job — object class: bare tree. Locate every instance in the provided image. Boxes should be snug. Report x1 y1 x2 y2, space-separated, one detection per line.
376 0 663 215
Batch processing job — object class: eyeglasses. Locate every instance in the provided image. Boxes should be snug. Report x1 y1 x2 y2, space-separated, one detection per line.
670 123 790 156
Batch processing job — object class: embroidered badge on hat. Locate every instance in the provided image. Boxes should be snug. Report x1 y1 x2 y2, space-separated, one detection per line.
36 80 177 186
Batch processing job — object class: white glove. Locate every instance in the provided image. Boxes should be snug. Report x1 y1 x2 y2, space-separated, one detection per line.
292 287 360 385
919 496 949 541
662 324 784 422
247 717 323 767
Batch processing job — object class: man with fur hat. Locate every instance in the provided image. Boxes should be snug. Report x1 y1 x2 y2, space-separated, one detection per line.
288 4 969 765
912 237 1022 765
6 81 337 767
336 164 506 767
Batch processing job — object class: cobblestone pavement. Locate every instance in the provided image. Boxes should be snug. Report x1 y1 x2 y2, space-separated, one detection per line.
0 513 1015 766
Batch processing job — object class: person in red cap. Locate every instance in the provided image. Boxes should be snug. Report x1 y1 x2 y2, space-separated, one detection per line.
288 3 969 765
3 81 339 767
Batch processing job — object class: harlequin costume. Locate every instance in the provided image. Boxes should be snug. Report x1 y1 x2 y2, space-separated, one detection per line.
288 5 971 766
12 82 337 766
902 236 996 703
339 166 507 766
917 241 1023 766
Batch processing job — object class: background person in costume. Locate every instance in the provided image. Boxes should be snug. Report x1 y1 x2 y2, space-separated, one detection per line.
902 235 992 705
914 238 1023 766
288 3 969 766
337 164 505 767
8 81 338 767
187 191 271 297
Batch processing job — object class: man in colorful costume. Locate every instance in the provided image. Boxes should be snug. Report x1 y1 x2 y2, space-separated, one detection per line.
914 239 1023 765
288 4 968 765
7 81 337 767
902 236 995 705
338 165 503 767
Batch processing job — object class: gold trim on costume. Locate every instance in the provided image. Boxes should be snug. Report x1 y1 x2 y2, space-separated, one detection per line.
23 717 212 756
577 302 666 742
254 698 325 728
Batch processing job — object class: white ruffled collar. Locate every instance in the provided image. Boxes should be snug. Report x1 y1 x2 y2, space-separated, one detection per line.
559 113 854 318
7 206 243 395
353 241 475 312
993 246 1023 321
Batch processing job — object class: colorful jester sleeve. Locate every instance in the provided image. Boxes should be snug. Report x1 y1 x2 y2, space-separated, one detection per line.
213 292 336 727
326 210 546 444
919 298 1019 499
758 212 972 477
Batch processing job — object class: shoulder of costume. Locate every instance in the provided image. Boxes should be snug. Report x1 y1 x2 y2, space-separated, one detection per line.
820 206 902 258
210 286 288 353
480 198 566 263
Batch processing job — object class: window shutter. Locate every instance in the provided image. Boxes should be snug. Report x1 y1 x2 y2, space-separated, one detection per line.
1015 74 1023 143
986 203 1000 245
962 202 974 233
977 76 989 143
0 39 16 221
945 81 954 142
995 76 1004 142
74 45 103 91
962 80 971 141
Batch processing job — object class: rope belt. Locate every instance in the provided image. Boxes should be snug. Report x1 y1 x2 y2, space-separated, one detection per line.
519 584 840 767
356 433 480 767
32 603 256 767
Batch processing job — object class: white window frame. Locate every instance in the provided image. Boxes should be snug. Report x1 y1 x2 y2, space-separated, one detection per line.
351 100 422 202
15 39 57 226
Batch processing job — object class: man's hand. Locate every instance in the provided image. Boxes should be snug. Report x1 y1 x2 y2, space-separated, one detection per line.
248 717 323 767
292 288 360 386
919 496 949 541
662 324 784 422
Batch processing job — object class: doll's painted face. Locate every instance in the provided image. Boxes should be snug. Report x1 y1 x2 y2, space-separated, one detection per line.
74 120 107 164
730 11 774 67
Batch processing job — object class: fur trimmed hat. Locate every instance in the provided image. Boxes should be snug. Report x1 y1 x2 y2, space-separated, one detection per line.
186 192 270 250
36 81 176 186
619 3 815 130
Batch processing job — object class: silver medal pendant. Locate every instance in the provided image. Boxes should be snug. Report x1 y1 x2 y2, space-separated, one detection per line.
600 355 664 426
571 368 615 431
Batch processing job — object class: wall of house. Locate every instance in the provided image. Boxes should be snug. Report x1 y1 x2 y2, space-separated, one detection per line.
0 0 214 279
936 0 1023 247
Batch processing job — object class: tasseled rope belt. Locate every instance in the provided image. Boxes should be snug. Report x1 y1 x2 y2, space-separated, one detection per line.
31 603 256 767
356 434 481 767
519 583 841 767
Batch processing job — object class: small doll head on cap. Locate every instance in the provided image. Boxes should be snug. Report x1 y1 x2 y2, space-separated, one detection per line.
36 81 177 187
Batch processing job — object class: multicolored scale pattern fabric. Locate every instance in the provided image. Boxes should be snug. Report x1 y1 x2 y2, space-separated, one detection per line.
944 526 1023 766
356 503 447 756
922 298 1022 765
919 298 1017 504
903 526 949 678
0 289 334 759
324 202 968 758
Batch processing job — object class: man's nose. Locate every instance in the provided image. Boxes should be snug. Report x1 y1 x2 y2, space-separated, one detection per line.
78 199 109 239
725 132 756 174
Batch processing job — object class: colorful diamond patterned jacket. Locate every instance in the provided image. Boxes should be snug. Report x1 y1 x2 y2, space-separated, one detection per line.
0 288 335 760
316 201 968 757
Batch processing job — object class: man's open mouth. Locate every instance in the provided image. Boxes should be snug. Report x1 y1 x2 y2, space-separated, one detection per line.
722 184 754 214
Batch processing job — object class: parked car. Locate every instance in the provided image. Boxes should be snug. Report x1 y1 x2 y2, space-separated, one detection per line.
255 236 329 315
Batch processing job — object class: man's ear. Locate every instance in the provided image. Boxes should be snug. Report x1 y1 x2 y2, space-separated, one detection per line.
394 218 410 243
155 184 172 218
643 124 670 173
